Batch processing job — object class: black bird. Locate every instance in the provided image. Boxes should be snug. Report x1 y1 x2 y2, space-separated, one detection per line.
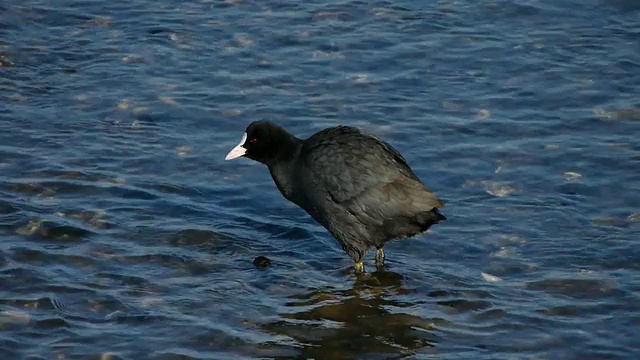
225 121 446 273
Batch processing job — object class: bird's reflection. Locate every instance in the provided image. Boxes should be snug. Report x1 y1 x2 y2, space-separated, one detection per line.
261 269 437 359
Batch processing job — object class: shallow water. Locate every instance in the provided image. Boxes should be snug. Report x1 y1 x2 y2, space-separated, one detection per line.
1 0 639 359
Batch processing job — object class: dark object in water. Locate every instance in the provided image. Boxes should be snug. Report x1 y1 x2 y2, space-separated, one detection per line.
0 56 14 67
226 121 446 273
253 256 272 268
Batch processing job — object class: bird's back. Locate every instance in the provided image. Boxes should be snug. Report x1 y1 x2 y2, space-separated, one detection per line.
294 126 444 246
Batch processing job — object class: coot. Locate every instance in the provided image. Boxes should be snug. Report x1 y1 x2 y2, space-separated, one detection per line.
225 121 446 273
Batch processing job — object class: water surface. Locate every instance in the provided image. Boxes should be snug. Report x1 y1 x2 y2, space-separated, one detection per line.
1 0 639 359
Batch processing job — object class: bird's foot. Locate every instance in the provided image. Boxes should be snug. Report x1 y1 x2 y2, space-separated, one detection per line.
355 261 365 273
375 247 385 266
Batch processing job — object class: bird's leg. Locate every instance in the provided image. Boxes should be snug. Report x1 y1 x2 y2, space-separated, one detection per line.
375 247 385 266
355 261 365 273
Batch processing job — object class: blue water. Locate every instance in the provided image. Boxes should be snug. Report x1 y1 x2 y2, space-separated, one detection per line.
1 0 639 358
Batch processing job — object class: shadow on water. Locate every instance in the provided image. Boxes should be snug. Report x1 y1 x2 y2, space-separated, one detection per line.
261 270 437 360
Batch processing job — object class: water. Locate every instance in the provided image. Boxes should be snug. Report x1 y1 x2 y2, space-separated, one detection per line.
1 0 639 358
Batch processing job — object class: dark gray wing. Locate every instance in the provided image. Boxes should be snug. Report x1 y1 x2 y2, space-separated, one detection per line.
301 126 443 224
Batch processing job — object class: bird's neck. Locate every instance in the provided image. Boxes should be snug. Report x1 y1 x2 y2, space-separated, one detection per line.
267 136 302 202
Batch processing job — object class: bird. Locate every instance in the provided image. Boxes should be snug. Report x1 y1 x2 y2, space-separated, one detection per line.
225 121 446 273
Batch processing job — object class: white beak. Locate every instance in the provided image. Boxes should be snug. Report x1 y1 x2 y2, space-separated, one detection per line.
225 133 248 160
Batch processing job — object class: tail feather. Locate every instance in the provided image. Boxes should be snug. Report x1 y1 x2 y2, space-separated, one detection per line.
416 208 446 231
382 207 445 239
431 207 447 222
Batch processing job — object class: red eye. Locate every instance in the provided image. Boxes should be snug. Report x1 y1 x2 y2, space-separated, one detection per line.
250 138 257 144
